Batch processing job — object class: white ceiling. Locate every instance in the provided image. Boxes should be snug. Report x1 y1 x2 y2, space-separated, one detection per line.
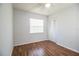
13 3 76 16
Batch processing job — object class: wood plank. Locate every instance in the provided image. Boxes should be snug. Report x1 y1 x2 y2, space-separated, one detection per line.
12 40 79 56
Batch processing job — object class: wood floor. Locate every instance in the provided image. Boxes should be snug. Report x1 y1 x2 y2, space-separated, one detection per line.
12 40 79 56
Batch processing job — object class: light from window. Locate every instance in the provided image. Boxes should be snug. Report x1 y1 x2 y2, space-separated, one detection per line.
30 18 44 33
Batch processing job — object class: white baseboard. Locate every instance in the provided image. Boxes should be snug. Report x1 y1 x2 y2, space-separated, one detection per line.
14 39 48 46
50 40 79 53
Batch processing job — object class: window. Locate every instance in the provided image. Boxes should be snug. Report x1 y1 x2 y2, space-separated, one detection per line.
30 18 44 33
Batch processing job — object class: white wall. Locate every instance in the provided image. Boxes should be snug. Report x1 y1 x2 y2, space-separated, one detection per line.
48 5 79 52
0 4 13 56
14 9 48 46
76 4 79 51
0 4 1 55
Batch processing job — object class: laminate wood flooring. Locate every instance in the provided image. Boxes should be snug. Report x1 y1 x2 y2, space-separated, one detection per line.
12 40 79 56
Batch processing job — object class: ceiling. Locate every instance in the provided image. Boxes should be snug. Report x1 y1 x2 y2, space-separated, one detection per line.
13 3 76 16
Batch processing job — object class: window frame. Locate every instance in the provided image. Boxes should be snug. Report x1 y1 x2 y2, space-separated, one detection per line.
29 18 44 34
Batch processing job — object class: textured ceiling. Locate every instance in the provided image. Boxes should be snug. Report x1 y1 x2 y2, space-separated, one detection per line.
13 3 76 16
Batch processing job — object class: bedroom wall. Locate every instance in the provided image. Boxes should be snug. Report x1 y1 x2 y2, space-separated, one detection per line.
0 4 13 56
48 5 79 52
13 9 48 46
76 4 79 51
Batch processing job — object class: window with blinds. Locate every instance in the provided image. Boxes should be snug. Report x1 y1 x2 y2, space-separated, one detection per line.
30 18 44 33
